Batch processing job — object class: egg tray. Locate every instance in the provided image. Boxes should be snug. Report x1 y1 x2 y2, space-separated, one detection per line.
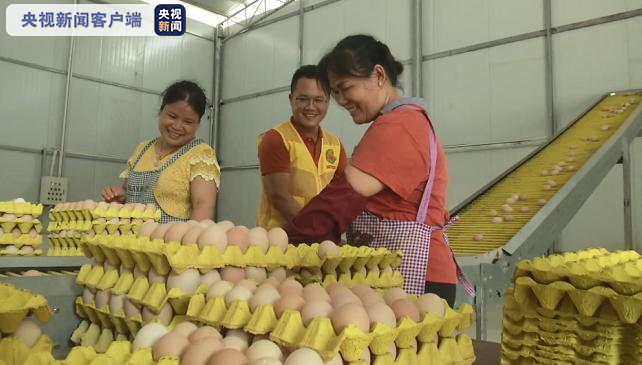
49 209 91 222
0 283 53 333
0 201 43 216
299 269 404 289
369 335 475 365
447 94 642 257
70 320 133 353
47 220 92 232
0 220 42 234
0 234 42 246
47 241 85 256
514 249 642 295
75 297 143 338
48 233 86 247
0 248 42 256
513 275 642 323
90 206 162 221
0 335 53 365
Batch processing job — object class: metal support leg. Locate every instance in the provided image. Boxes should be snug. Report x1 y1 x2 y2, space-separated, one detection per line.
475 263 487 341
623 140 633 250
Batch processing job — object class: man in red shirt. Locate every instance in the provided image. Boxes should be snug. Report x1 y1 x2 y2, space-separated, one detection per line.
256 65 347 229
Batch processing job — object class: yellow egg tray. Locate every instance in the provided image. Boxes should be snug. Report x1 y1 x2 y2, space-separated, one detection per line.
513 275 642 323
0 283 53 333
0 248 42 256
0 234 42 246
515 249 642 295
75 297 143 337
300 269 404 289
70 321 132 353
0 335 53 365
47 233 83 246
0 220 42 234
92 222 142 236
90 206 161 221
0 201 43 216
448 93 642 257
80 235 401 276
370 335 475 365
47 241 85 256
49 208 92 222
47 220 93 232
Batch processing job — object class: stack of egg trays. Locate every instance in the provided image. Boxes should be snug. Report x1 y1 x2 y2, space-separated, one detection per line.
181 289 474 364
80 235 401 287
89 204 161 237
69 319 131 353
47 205 93 256
0 201 43 256
0 283 54 365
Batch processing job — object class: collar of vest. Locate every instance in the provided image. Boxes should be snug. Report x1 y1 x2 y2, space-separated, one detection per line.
380 97 429 114
288 118 323 141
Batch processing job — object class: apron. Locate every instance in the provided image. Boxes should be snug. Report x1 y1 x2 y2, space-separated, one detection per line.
346 100 475 297
126 138 204 224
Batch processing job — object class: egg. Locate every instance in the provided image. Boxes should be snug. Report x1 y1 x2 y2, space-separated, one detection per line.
274 295 305 317
383 288 407 305
417 293 445 318
207 280 234 299
225 286 253 307
518 194 528 201
227 227 250 253
221 267 246 284
189 326 223 342
252 357 283 365
221 337 248 352
538 199 547 206
167 269 200 294
301 300 333 326
492 217 503 224
390 299 420 322
22 270 42 277
303 283 330 302
566 165 576 171
248 227 269 253
94 289 110 309
200 270 221 287
181 337 223 365
332 303 369 333
151 224 172 240
278 278 303 296
182 226 205 245
331 291 361 309
165 222 191 243
505 215 514 222
172 321 198 338
14 318 41 347
501 204 513 213
133 266 146 278
197 225 228 251
142 303 173 325
267 228 289 251
227 329 251 342
20 246 34 253
245 267 267 283
209 348 248 365
237 279 258 292
488 210 498 217
82 287 94 304
247 340 283 362
152 332 190 361
249 286 281 311
11 228 21 238
472 234 484 242
350 284 373 298
108 294 125 313
540 170 549 176
123 298 141 318
360 291 385 307
139 223 160 238
284 348 324 365
148 268 167 285
268 268 287 281
133 322 168 349
262 277 282 288
216 220 235 231
318 240 339 259
366 302 397 329
519 206 530 213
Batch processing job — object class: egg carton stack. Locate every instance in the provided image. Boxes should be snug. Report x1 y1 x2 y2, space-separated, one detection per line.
48 201 96 256
0 282 54 365
0 199 43 256
501 248 642 364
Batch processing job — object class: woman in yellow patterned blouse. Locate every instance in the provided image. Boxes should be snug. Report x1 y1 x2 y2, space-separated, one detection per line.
100 81 220 223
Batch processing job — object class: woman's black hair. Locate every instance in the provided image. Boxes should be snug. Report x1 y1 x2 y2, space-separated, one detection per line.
160 80 207 121
318 34 404 94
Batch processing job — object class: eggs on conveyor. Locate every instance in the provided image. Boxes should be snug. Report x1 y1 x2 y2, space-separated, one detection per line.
14 318 42 347
492 216 503 224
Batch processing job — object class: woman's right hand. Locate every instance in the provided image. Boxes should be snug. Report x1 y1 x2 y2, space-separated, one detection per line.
101 185 126 203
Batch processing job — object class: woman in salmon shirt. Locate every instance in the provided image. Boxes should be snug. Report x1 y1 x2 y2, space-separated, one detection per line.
285 35 473 304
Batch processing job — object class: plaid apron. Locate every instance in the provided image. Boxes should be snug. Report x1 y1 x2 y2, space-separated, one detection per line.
347 100 475 297
126 138 204 224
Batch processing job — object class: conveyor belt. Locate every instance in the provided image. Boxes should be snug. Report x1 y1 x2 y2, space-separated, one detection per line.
448 91 642 259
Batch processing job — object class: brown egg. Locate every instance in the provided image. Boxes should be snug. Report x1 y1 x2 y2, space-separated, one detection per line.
245 267 267 283
278 279 303 297
150 224 172 240
137 222 159 238
197 225 228 251
14 318 41 347
246 340 283 362
209 348 248 365
207 280 234 299
301 300 333 326
148 268 167 285
366 302 397 329
189 326 222 342
519 206 530 213
216 220 235 232
390 299 421 322
472 234 484 242
123 298 141 318
268 268 287 281
221 267 246 284
417 293 445 318
109 294 125 313
351 284 374 297
537 199 547 206
167 269 200 294
165 222 191 243
262 277 282 288
248 227 269 253
492 217 503 224
332 291 361 309
143 303 173 325
501 204 513 213
488 209 498 217
249 286 281 311
181 337 223 365
505 215 514 222
303 283 330 302
199 270 221 287
133 266 146 278
22 270 42 277
182 226 205 245
273 295 305 317
172 321 198 338
383 288 407 305
95 289 111 309
332 303 369 333
318 240 339 259
361 291 385 307
267 227 289 251
152 332 190 360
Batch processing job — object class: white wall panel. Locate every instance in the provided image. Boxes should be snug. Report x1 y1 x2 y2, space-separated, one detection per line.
0 151 42 202
627 18 642 86
552 22 631 130
65 158 127 202
74 37 145 88
303 0 412 64
552 0 642 27
423 0 543 54
216 169 262 227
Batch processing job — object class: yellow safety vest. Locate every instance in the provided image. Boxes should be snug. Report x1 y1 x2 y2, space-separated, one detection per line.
257 120 342 229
